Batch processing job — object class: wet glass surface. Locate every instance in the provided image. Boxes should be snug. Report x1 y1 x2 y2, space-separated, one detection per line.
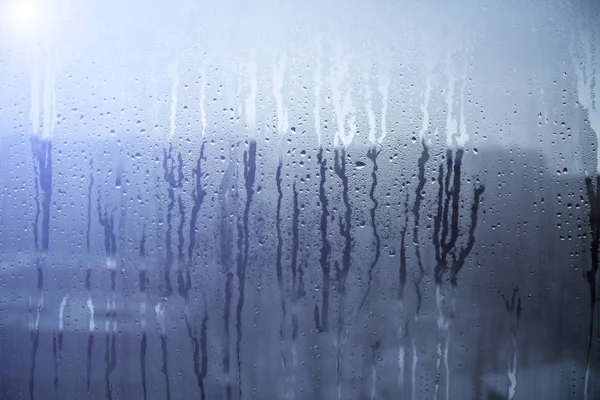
0 1 599 399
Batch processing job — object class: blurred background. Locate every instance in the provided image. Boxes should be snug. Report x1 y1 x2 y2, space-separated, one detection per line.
0 0 599 399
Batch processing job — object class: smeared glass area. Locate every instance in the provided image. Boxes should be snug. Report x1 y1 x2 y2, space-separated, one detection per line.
0 0 599 399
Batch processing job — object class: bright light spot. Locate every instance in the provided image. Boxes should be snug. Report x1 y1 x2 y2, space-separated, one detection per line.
5 0 43 36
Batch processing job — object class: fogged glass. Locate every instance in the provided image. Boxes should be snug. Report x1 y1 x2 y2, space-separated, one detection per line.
0 0 599 399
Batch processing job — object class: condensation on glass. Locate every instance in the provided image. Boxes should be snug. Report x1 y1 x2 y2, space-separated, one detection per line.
0 0 599 399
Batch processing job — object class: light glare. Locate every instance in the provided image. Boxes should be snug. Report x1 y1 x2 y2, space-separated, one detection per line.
6 1 42 35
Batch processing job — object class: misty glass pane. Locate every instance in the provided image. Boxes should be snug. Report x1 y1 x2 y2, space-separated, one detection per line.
0 0 599 399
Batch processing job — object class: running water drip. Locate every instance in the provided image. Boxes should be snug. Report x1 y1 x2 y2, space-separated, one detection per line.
273 54 289 135
156 299 171 400
168 61 180 140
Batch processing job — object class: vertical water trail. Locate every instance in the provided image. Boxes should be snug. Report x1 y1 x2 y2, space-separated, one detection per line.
185 143 208 399
188 143 206 267
27 276 43 400
200 311 209 400
412 143 429 315
165 176 175 296
224 270 234 400
429 149 484 399
398 328 405 396
399 193 409 395
406 141 429 400
84 158 94 393
400 193 410 301
449 183 485 285
314 149 330 332
200 64 207 137
411 339 418 400
364 71 376 145
370 341 380 400
156 299 171 400
158 143 184 400
431 151 459 400
245 57 258 133
29 137 52 400
314 42 322 144
433 153 453 400
501 288 521 400
220 152 237 400
85 267 94 393
235 141 257 397
97 194 117 400
163 145 184 296
333 149 352 400
377 63 390 144
330 48 357 147
434 286 450 400
176 195 188 298
357 148 381 317
418 62 433 144
168 61 179 139
139 232 148 400
584 176 599 400
103 286 117 400
184 308 209 400
275 159 291 398
273 55 289 134
573 23 599 173
86 159 94 252
31 137 52 252
571 16 599 396
290 182 303 400
180 143 208 399
33 139 52 252
53 295 68 399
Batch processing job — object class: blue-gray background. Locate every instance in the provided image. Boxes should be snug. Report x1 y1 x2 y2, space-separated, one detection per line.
0 0 599 399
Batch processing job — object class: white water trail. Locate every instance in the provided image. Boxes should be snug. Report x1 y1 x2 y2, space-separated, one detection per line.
245 57 258 133
507 333 518 400
29 33 57 139
573 27 599 173
273 54 288 135
455 58 469 148
314 43 323 144
104 299 111 333
444 52 458 148
435 286 451 400
584 362 590 400
41 53 57 139
106 257 116 271
377 62 391 145
370 362 376 400
330 45 357 148
364 68 376 145
418 61 434 144
111 298 117 332
140 261 147 331
29 52 41 136
572 26 598 398
398 327 405 393
87 297 95 332
168 62 180 139
507 350 517 399
434 340 441 400
199 64 207 138
58 295 68 332
411 339 418 400
444 332 450 400
155 300 167 335
28 293 44 331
